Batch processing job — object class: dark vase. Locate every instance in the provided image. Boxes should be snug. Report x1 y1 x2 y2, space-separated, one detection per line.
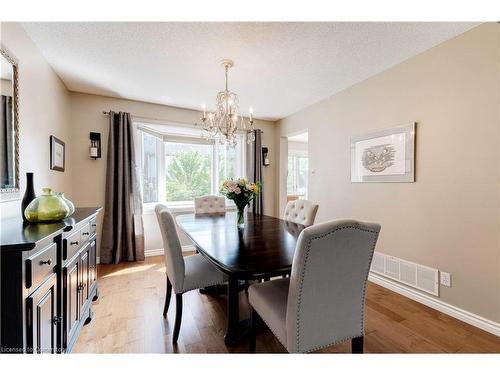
21 172 36 221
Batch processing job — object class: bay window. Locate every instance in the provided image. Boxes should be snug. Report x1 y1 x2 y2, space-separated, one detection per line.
138 122 245 207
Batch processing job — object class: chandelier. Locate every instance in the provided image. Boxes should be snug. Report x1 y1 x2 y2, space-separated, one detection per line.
198 59 255 148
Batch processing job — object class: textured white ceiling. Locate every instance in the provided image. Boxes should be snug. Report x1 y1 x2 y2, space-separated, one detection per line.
22 22 479 121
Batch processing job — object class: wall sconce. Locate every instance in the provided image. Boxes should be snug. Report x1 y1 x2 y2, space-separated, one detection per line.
262 147 270 166
89 132 101 160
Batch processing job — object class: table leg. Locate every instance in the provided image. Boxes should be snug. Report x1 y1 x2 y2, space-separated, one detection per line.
224 276 240 345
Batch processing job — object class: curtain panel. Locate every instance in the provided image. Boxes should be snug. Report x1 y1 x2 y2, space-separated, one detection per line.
100 111 145 264
246 129 263 214
1 95 13 187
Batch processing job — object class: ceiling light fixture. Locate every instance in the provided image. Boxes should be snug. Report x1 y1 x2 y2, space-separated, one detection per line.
197 59 255 147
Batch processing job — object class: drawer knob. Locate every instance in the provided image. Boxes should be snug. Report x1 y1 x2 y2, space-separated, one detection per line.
70 241 79 246
52 316 62 325
82 232 90 236
91 224 97 227
40 259 52 265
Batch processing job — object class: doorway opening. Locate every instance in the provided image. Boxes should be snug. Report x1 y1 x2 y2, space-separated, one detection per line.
287 131 308 203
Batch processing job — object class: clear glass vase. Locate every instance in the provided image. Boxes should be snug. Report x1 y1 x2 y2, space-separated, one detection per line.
55 192 75 216
24 187 70 223
236 204 248 229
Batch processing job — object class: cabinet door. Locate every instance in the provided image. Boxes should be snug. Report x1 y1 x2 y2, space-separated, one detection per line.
64 255 80 346
80 244 90 309
26 274 57 353
89 239 97 290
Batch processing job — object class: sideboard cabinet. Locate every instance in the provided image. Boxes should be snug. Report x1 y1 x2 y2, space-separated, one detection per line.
1 207 101 353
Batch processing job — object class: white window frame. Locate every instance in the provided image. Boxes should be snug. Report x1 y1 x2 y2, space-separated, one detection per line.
136 122 246 212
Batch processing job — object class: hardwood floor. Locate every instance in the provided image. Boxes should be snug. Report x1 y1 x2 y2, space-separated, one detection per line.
72 255 500 353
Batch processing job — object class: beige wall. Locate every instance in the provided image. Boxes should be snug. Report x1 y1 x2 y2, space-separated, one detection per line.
69 92 278 254
277 23 500 323
498 26 500 324
0 22 72 218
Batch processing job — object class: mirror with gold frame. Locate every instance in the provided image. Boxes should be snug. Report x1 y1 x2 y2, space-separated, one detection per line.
1 45 20 201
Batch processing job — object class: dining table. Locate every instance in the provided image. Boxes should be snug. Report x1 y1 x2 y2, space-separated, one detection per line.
176 211 305 345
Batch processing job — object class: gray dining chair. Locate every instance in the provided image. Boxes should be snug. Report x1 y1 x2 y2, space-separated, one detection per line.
248 219 381 353
155 204 227 343
283 199 319 227
194 195 226 214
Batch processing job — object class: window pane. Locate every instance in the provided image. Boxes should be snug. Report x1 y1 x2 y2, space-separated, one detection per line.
287 156 308 196
165 141 212 202
218 144 237 189
296 157 308 195
287 156 294 194
142 133 158 203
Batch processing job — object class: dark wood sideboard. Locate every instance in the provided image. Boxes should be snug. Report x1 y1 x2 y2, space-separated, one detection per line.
1 207 102 353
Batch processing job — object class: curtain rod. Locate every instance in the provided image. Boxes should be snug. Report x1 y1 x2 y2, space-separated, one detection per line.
102 111 200 128
102 111 264 133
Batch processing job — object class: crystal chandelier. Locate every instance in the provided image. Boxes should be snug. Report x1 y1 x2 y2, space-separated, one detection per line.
198 59 255 148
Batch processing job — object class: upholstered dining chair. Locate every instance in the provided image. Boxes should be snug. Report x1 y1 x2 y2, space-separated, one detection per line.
155 204 227 343
194 195 226 214
283 199 319 227
248 219 381 353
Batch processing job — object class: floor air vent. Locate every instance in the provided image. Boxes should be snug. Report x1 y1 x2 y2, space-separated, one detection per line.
399 260 417 287
371 252 385 274
370 252 439 296
416 264 439 296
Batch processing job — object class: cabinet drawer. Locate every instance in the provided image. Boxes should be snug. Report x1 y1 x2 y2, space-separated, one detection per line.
89 217 97 236
26 243 57 289
80 223 91 244
64 230 81 261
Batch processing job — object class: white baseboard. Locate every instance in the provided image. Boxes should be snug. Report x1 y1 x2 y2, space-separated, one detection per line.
96 245 195 264
145 245 195 257
144 248 165 257
369 272 500 337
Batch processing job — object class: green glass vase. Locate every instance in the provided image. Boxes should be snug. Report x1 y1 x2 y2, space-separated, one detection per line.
24 187 70 223
55 192 75 216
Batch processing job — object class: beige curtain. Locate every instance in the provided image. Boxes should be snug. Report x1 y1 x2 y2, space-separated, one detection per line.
100 111 145 264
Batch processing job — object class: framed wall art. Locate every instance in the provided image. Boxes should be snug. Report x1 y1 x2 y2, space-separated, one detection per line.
50 135 65 172
350 123 415 183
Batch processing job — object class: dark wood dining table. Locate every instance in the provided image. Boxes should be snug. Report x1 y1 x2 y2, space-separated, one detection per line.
176 211 305 345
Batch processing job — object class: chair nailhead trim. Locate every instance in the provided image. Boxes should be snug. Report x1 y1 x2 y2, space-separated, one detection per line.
294 225 379 353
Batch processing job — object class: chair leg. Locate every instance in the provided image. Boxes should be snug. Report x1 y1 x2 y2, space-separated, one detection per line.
352 336 364 354
172 293 183 344
163 277 172 317
249 308 258 353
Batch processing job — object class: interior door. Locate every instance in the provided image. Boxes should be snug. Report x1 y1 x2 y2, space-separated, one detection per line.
26 273 57 353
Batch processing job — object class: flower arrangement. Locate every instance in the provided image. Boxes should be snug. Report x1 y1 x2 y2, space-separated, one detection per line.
220 178 261 227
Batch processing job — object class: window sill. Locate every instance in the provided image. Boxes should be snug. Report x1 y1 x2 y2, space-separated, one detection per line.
143 202 237 215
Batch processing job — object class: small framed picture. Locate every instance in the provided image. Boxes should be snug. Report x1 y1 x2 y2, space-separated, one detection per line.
350 123 416 183
50 135 65 172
